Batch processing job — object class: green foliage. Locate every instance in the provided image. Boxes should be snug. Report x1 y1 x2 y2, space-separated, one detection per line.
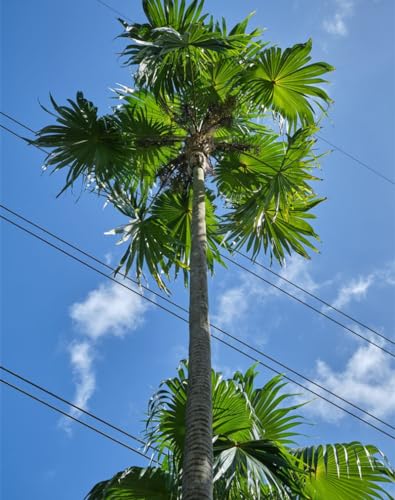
34 0 334 287
35 93 133 195
247 39 334 130
86 364 394 499
292 443 395 499
86 466 177 499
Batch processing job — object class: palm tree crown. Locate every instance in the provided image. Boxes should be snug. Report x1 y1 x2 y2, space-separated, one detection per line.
86 363 395 499
35 0 333 291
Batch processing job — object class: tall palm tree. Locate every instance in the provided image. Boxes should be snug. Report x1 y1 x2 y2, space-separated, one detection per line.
34 1 335 497
86 363 395 499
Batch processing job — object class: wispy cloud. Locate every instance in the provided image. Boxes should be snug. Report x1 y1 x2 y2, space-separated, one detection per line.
60 281 149 433
59 341 96 434
330 274 374 309
104 252 113 265
301 333 395 422
323 0 354 37
213 279 251 329
328 260 395 311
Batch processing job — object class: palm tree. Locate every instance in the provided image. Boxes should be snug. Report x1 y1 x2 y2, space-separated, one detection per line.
86 362 395 499
34 1 335 497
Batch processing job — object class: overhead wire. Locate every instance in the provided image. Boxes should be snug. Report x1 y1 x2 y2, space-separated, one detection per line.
2 206 394 428
0 123 47 154
221 254 395 356
0 378 159 462
0 364 159 454
96 0 132 21
0 111 37 134
235 249 394 345
316 134 395 186
0 203 187 315
1 212 394 439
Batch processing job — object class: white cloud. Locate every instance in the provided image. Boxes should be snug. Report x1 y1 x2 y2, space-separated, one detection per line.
214 282 251 329
323 0 354 37
59 341 96 434
328 260 395 311
302 337 395 422
377 260 395 286
70 281 148 340
69 341 96 409
278 255 325 295
104 252 113 265
330 274 374 309
60 281 149 433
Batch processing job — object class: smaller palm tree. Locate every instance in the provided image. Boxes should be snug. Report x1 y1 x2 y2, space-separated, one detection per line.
86 363 395 499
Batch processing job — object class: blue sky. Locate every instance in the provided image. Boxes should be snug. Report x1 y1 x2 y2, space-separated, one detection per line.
1 0 395 498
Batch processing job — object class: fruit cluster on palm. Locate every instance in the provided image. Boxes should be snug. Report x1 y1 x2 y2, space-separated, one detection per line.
34 0 394 498
86 364 394 499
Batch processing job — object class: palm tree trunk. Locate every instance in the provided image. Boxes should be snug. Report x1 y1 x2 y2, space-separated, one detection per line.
182 152 213 500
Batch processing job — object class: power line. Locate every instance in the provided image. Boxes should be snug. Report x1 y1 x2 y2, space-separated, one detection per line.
1 210 393 432
1 204 394 428
211 336 395 441
96 0 132 21
235 249 394 346
0 204 395 429
0 111 37 134
1 378 158 462
317 134 395 186
2 207 394 430
1 214 394 439
1 113 393 348
221 255 395 357
0 123 47 154
0 203 187 315
0 365 159 454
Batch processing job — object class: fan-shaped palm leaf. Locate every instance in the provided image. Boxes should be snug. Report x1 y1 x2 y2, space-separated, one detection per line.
246 39 334 129
35 92 133 194
292 443 395 499
146 362 306 496
87 365 394 499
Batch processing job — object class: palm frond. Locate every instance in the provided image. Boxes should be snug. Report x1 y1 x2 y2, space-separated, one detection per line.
224 194 324 264
246 39 334 130
292 443 395 499
34 92 133 195
85 466 177 500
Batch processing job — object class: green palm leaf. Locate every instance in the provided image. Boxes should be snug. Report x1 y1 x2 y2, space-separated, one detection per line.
35 92 133 194
150 189 225 282
105 194 172 291
142 0 206 31
235 369 305 444
213 441 301 498
146 362 306 496
293 443 395 499
85 466 176 499
87 364 394 499
247 39 334 129
216 126 321 211
145 361 251 460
